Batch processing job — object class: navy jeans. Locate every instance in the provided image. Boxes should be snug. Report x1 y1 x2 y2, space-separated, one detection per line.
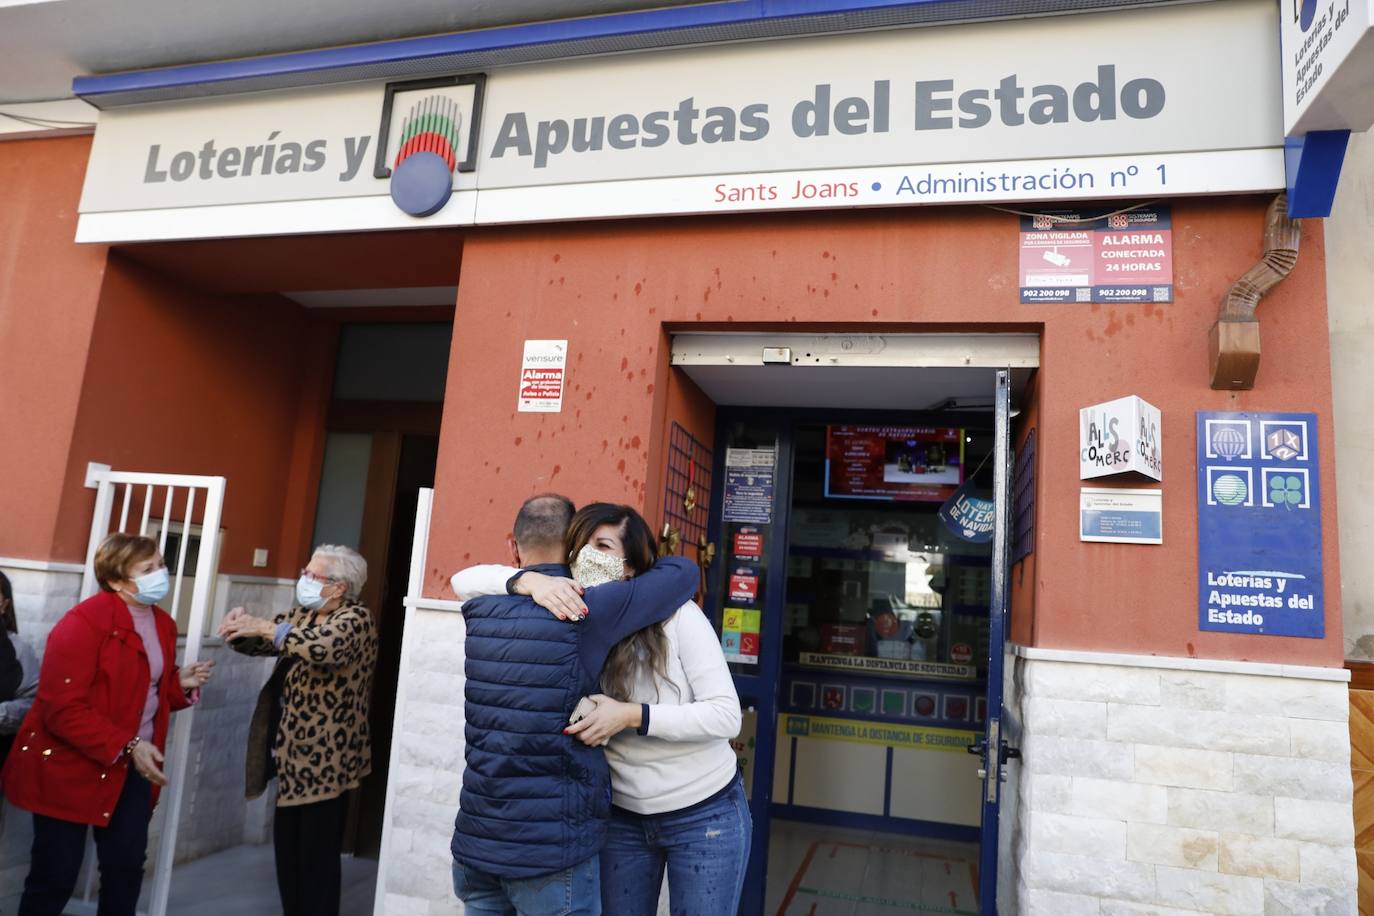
453 855 601 916
600 776 752 916
18 772 151 916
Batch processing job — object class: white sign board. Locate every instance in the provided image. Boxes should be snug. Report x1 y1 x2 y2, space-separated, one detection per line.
1282 0 1374 134
1080 395 1162 481
76 0 1285 242
1080 488 1163 544
517 340 566 413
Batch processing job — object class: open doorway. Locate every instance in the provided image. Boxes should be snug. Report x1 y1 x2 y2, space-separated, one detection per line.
671 334 1035 915
718 411 991 916
309 321 450 859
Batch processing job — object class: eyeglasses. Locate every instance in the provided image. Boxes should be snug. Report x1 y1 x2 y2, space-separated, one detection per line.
299 569 336 585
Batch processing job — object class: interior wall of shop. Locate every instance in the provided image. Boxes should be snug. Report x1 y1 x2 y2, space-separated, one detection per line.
1325 131 1374 663
426 196 1343 667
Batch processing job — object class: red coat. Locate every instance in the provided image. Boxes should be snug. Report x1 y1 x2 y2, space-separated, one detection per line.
1 590 191 826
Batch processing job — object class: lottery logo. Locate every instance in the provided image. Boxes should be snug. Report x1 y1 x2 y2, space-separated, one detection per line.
1212 474 1248 506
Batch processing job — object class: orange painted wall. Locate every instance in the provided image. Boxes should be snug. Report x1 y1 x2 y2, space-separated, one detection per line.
47 254 323 578
0 136 110 562
427 197 1341 667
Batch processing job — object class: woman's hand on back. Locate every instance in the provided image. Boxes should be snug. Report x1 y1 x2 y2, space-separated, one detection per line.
515 573 587 622
565 694 641 747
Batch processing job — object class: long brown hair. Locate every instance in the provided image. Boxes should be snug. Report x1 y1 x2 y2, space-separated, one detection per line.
566 503 670 701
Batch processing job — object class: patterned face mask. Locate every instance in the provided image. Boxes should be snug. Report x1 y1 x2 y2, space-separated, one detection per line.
571 544 626 588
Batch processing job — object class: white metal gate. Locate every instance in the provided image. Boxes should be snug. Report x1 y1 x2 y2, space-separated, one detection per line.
72 462 226 916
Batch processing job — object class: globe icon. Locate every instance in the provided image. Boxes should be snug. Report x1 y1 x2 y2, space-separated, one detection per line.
1213 474 1248 506
1211 426 1247 459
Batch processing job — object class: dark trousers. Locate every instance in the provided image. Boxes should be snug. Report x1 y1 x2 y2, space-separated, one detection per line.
18 772 151 916
274 794 347 916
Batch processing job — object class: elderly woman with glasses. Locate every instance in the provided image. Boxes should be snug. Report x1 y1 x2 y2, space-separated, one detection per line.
218 544 378 916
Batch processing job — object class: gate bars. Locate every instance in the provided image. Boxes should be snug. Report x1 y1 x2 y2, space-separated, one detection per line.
75 463 226 916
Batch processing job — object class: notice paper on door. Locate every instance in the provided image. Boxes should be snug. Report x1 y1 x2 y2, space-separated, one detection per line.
722 449 776 524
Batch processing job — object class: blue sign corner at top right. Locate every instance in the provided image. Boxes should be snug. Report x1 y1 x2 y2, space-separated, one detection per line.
1195 411 1324 639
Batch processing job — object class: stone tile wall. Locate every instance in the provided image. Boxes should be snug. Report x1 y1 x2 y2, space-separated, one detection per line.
1011 652 1356 915
375 603 466 916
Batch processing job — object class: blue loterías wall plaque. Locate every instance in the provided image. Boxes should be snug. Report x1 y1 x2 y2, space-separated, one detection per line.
1196 411 1323 638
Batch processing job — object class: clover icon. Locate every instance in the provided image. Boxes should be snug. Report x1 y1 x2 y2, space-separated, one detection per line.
1269 475 1303 509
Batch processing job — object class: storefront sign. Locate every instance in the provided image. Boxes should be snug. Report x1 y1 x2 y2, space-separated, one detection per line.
378 77 485 216
799 652 975 680
1080 488 1163 544
939 482 996 543
1282 0 1374 134
1196 411 1324 638
1080 395 1163 481
516 339 566 412
1020 206 1173 304
722 449 776 524
721 607 762 665
826 426 963 502
75 1 1285 241
781 714 975 752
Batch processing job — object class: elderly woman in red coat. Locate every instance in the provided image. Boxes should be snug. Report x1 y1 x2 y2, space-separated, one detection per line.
2 532 214 916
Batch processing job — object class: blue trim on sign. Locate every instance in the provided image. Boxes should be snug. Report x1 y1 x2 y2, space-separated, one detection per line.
771 804 982 843
1285 130 1351 219
72 0 955 100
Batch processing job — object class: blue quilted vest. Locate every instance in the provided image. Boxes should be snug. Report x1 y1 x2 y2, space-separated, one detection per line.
451 565 610 878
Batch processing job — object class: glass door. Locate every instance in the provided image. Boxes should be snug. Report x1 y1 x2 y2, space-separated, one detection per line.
972 369 1017 913
706 405 1006 915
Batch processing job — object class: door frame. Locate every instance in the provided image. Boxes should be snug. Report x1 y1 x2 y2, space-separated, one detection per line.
975 368 1015 913
703 403 1004 915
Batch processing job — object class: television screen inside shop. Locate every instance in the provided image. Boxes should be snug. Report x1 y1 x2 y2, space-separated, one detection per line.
789 424 991 682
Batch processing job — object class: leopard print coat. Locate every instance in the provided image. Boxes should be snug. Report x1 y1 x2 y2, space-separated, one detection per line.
235 602 378 807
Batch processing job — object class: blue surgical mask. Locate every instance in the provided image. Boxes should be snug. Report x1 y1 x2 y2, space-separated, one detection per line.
129 568 170 606
296 576 329 611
